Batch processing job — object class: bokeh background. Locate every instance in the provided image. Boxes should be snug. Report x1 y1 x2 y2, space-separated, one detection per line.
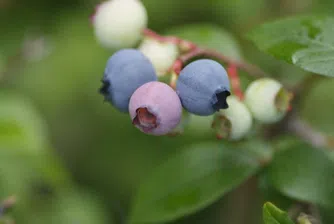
1 0 334 223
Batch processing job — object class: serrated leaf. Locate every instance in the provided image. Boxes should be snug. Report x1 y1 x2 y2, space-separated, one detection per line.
129 142 260 223
263 202 295 224
268 142 334 208
247 15 334 77
166 23 243 60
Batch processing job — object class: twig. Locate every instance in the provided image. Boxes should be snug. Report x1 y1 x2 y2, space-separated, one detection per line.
142 28 197 51
142 28 181 45
171 47 268 78
288 202 305 220
288 202 322 224
308 204 322 224
287 114 333 150
143 28 268 78
227 64 244 100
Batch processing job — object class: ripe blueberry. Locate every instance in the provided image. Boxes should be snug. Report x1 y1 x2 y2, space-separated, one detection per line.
100 49 157 112
92 0 148 49
129 81 182 136
176 59 231 116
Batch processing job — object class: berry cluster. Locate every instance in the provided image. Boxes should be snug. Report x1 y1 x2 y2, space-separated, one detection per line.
93 0 293 139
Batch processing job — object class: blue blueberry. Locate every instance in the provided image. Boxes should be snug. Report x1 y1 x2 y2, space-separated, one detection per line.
99 49 157 112
176 59 231 116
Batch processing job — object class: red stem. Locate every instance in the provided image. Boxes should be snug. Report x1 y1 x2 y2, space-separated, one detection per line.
143 28 180 44
227 64 244 100
171 48 266 78
143 28 268 99
143 28 197 51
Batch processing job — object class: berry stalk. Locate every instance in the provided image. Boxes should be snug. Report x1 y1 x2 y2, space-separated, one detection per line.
143 28 267 97
227 64 244 100
144 28 267 77
143 28 180 45
142 28 197 52
170 47 267 78
287 114 334 150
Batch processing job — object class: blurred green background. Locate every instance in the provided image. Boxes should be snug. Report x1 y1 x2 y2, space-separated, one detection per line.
1 0 334 223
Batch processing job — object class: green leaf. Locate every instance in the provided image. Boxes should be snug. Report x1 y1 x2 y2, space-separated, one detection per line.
263 202 295 224
129 142 260 223
32 190 109 224
247 15 334 77
165 23 243 60
268 141 334 208
0 91 49 153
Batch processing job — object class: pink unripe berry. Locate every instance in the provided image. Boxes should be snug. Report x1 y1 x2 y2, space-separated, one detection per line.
129 81 182 136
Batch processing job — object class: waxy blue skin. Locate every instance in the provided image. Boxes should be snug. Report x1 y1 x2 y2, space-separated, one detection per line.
100 49 157 112
176 59 231 116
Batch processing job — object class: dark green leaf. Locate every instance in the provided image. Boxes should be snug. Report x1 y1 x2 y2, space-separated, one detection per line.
247 16 334 77
31 190 109 224
319 207 334 224
166 23 243 60
129 142 260 223
263 202 295 224
268 142 334 208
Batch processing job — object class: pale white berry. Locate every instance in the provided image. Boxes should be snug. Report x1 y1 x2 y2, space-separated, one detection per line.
244 78 292 124
92 0 148 49
139 38 179 76
213 96 253 140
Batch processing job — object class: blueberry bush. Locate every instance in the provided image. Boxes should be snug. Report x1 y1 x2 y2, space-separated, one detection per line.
1 0 334 223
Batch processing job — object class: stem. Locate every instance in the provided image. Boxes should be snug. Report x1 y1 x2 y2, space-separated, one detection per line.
288 202 322 224
171 48 268 78
143 28 181 44
287 114 333 150
227 64 244 100
142 28 197 51
143 28 268 78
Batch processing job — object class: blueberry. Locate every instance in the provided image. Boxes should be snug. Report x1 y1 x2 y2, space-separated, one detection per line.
176 59 231 116
129 81 182 136
99 49 157 112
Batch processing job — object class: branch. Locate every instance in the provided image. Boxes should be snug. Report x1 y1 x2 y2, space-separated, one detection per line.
142 28 197 51
171 47 268 78
287 114 333 150
288 202 322 224
227 64 244 100
143 28 269 78
146 26 332 153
